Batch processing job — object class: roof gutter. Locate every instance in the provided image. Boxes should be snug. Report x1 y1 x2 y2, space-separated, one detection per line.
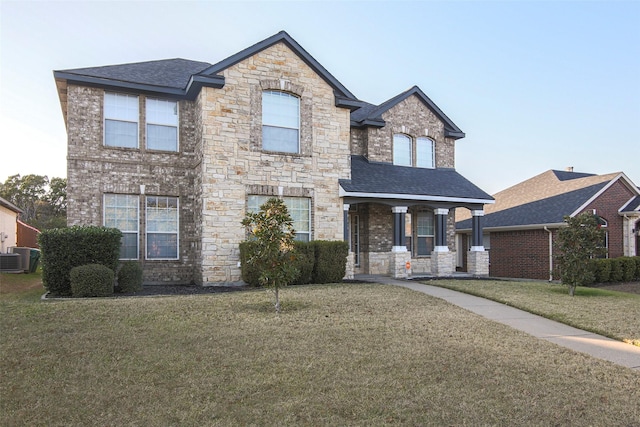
339 187 494 205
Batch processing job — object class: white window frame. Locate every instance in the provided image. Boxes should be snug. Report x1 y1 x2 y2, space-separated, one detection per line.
393 134 412 167
146 98 179 152
416 211 435 256
247 195 311 242
262 91 300 154
145 196 179 260
416 137 435 169
104 92 139 148
103 194 139 260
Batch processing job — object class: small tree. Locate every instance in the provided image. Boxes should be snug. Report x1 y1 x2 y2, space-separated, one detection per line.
241 198 298 313
554 212 606 296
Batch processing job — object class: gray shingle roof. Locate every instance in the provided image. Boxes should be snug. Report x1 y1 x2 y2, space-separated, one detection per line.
58 58 212 89
339 156 493 202
621 195 640 213
456 183 608 229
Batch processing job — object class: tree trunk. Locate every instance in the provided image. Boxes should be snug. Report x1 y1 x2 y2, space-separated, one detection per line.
569 285 576 297
274 287 281 313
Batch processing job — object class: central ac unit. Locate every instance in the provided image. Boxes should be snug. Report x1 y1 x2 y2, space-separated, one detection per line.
0 253 22 273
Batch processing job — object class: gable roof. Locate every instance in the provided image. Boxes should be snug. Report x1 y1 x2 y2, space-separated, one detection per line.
456 169 640 230
339 156 493 204
350 86 465 139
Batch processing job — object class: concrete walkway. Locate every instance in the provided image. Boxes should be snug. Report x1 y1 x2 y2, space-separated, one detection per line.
356 275 640 370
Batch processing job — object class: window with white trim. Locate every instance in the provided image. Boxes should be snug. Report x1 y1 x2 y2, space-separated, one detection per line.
104 93 139 148
416 211 435 256
247 195 311 242
416 137 435 168
146 98 178 151
103 194 139 259
262 91 300 153
393 134 412 166
146 196 179 260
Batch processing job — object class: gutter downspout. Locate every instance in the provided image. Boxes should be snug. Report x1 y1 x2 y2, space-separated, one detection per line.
544 226 553 282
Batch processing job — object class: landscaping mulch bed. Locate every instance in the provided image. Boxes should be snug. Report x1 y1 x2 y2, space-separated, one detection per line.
592 281 640 295
118 284 251 297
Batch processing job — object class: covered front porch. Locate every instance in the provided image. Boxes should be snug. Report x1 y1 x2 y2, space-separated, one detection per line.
339 156 493 279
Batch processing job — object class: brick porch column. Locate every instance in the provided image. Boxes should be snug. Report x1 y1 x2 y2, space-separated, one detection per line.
470 209 484 251
390 206 410 279
343 203 354 280
468 209 489 276
432 208 454 276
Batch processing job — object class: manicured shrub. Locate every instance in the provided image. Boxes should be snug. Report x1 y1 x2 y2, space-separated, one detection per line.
311 240 349 284
592 259 611 283
70 264 114 298
240 240 348 286
635 257 640 280
620 257 636 282
38 226 122 296
291 241 315 285
117 261 143 293
610 258 624 283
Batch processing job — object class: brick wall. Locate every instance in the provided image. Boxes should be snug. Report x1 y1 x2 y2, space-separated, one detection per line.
489 229 554 280
65 85 200 284
582 179 635 258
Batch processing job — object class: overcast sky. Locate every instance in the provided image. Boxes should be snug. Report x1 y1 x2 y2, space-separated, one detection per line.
1 0 638 194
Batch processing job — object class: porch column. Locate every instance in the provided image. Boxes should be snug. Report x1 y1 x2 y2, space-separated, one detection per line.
390 206 410 279
391 206 408 252
343 204 350 242
434 208 449 252
471 210 485 251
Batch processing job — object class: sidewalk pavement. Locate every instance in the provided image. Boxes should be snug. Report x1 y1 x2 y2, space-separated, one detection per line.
355 275 640 371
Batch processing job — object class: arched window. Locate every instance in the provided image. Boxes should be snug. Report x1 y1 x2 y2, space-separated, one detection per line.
416 137 434 168
393 134 412 166
262 91 300 153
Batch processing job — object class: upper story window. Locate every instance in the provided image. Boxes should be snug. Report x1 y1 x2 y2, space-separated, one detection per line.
416 137 435 169
146 98 178 151
393 134 412 166
104 93 139 148
262 91 300 153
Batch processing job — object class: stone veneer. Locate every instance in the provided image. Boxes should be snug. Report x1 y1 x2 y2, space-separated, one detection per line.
196 43 351 284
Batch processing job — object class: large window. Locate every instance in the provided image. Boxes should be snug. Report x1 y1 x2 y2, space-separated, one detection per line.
262 91 300 153
416 137 435 168
416 211 435 256
247 195 311 242
146 98 178 151
146 196 179 260
104 93 139 148
104 194 139 259
393 134 412 166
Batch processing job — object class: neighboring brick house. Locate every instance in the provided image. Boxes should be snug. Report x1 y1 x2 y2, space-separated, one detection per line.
54 31 492 285
456 169 640 280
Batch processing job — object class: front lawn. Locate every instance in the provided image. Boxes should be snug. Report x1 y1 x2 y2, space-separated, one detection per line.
1 280 639 426
429 279 640 346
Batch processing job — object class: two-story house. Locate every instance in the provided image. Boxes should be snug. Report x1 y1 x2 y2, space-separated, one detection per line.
54 31 492 285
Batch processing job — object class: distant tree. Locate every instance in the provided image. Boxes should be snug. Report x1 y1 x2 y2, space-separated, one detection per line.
0 174 67 230
241 197 298 313
554 212 606 296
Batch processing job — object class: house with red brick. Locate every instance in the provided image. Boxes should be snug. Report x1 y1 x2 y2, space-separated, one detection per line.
53 31 493 285
456 169 640 280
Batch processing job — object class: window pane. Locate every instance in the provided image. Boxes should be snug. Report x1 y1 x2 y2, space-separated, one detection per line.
416 137 434 168
146 196 178 259
393 134 411 166
417 212 434 236
262 91 299 153
104 194 139 259
262 126 299 153
417 237 434 256
247 196 310 241
146 99 178 125
105 120 138 148
105 93 138 121
147 234 178 259
147 124 178 151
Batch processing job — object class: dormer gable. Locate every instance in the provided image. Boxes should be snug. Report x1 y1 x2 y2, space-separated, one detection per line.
350 85 465 139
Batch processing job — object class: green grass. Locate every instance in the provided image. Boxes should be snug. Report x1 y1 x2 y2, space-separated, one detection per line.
429 279 640 346
1 279 639 426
